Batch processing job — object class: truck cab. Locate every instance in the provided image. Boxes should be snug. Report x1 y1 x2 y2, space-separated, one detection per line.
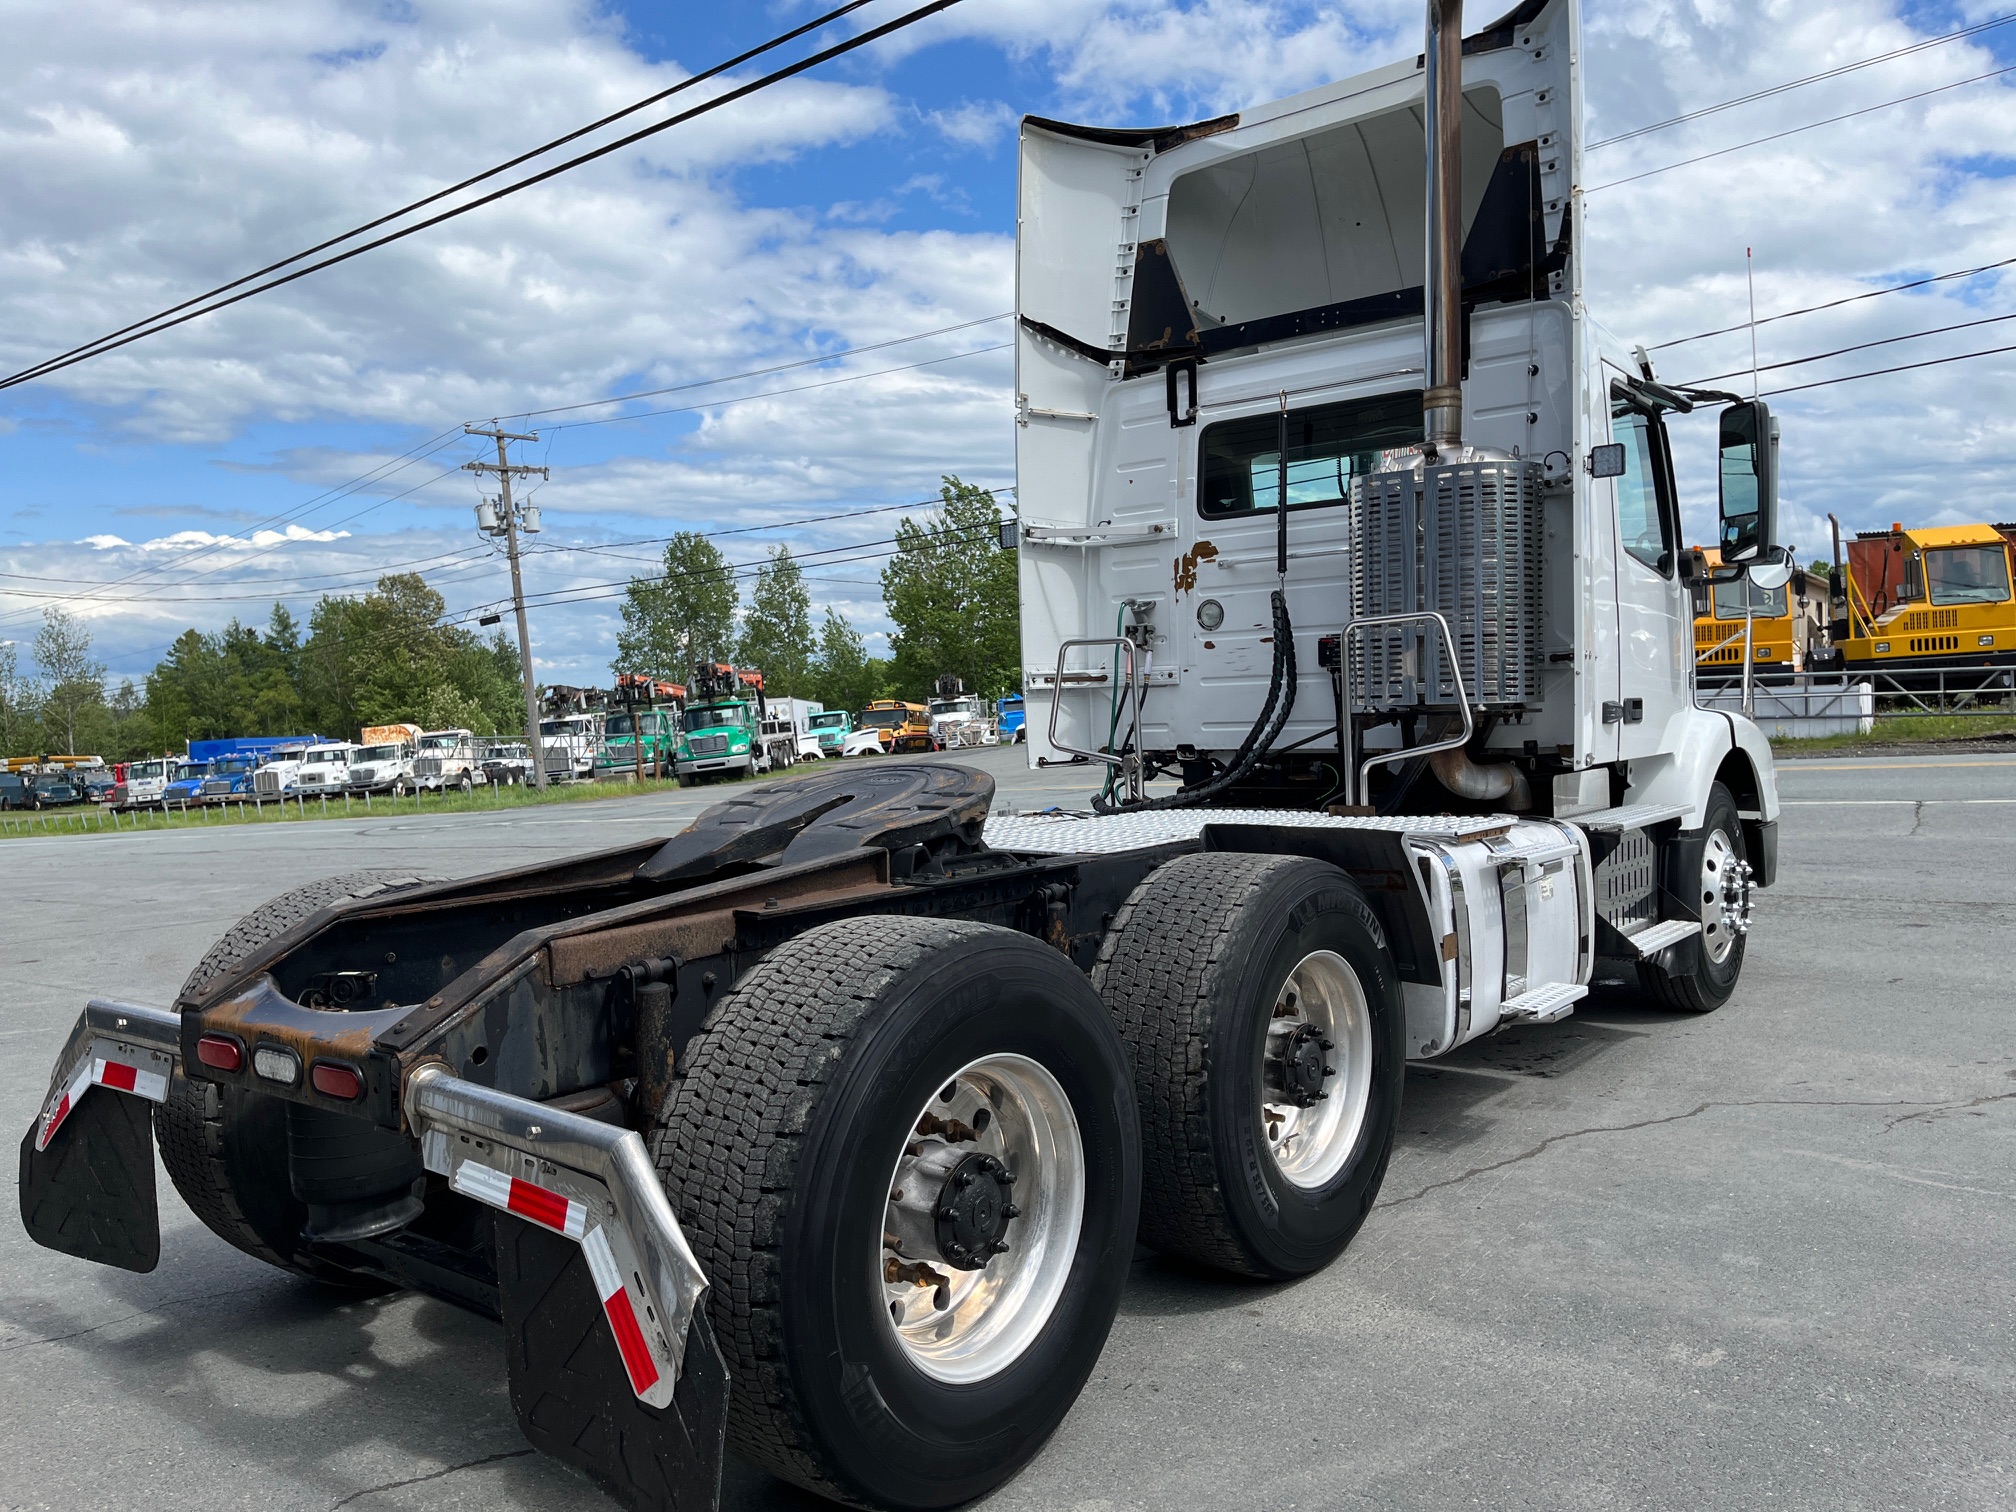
996 692 1027 744
413 730 479 791
596 708 680 780
114 756 171 808
291 742 355 794
538 714 601 782
1832 521 2014 677
1691 546 1820 678
1015 0 1780 1024
199 755 263 802
806 708 853 757
925 680 994 748
673 699 759 783
162 760 211 807
346 742 416 795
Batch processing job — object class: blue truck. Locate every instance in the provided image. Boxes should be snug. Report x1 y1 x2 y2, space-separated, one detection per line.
996 692 1026 744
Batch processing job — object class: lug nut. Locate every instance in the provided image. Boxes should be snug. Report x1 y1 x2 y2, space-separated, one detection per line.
1320 1039 1334 1051
1002 1203 1021 1219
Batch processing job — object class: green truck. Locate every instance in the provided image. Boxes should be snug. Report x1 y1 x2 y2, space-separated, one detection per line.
673 663 767 786
593 707 681 781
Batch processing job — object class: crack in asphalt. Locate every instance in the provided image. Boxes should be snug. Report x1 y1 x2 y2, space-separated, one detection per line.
1381 1096 1980 1209
1910 799 1927 837
0 1282 271 1355
327 1449 536 1510
1883 1088 2016 1132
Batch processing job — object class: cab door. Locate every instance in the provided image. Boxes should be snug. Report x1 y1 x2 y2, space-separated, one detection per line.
1605 378 1692 757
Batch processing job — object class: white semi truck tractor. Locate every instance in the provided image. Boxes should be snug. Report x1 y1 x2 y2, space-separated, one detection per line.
18 6 1780 1511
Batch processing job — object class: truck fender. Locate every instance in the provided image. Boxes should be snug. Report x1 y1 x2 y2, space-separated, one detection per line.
1621 706 1751 829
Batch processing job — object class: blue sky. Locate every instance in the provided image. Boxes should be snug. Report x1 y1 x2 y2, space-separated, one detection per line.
5 0 2016 692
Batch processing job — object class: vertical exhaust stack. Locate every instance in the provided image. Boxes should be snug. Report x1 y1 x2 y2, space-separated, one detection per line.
1423 0 1465 457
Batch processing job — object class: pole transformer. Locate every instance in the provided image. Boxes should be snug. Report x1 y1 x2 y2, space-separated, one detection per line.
465 426 550 791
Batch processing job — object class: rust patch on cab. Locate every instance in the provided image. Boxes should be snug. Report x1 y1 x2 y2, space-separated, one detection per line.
1174 540 1219 594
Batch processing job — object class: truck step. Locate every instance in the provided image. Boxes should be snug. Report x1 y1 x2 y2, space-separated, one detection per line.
1568 802 1689 833
1498 982 1588 1025
1624 918 1703 956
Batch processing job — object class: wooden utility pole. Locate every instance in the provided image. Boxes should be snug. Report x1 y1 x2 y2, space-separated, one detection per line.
464 426 550 791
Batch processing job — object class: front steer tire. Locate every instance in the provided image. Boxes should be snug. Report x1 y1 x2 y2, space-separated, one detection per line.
654 916 1140 1511
1636 781 1750 1013
1093 853 1406 1281
154 869 442 1284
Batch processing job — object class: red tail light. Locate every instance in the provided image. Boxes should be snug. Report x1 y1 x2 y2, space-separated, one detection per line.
195 1034 244 1072
310 1061 364 1101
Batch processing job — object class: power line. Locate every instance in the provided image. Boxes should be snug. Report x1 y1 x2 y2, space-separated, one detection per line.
0 3 969 391
1648 253 2016 351
1586 61 2016 193
1682 307 2016 386
0 2 903 392
4 314 1009 618
0 438 476 633
1587 10 2016 150
500 313 1011 422
1757 337 2016 398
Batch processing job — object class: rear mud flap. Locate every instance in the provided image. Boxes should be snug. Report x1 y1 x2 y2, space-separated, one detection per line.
18 1087 160 1273
18 998 180 1273
498 1216 727 1512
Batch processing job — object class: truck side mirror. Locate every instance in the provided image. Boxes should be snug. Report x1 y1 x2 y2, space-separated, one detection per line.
1746 548 1793 592
1717 399 1777 563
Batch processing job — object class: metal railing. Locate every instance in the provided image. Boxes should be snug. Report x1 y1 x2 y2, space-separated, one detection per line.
1341 610 1474 806
1046 636 1146 805
1698 660 2016 721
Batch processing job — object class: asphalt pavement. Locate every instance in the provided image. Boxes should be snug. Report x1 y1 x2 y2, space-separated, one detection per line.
2 747 2012 1511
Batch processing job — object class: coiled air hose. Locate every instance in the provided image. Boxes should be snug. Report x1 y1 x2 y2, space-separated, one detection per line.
1096 589 1296 813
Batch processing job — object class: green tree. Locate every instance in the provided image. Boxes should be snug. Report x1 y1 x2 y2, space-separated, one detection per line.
297 574 519 738
34 607 107 755
0 638 43 757
880 476 1020 700
613 531 738 681
737 545 815 694
809 607 884 713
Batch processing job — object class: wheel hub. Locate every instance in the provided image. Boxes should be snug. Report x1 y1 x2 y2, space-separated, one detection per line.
878 1056 1084 1383
1258 951 1373 1191
933 1152 1017 1269
1699 829 1754 964
1270 1022 1333 1108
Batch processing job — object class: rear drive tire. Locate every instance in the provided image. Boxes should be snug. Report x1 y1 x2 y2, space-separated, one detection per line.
654 916 1139 1511
1092 853 1405 1280
1637 781 1751 1013
155 868 443 1285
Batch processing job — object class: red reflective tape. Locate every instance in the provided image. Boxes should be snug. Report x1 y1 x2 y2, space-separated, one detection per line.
505 1177 573 1234
602 1286 661 1395
43 1092 73 1148
98 1061 138 1093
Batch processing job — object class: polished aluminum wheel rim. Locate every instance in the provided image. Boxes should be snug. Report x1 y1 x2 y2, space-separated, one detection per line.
878 1053 1083 1383
1261 950 1372 1190
1699 827 1752 964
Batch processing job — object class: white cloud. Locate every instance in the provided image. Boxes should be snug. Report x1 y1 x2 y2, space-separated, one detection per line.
10 0 2016 687
925 99 1017 150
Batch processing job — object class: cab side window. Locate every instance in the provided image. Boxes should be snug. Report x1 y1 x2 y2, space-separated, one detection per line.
1609 388 1678 577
